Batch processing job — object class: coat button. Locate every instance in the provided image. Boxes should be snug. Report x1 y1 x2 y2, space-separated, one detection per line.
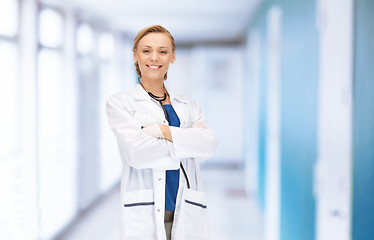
158 178 162 181
157 209 160 212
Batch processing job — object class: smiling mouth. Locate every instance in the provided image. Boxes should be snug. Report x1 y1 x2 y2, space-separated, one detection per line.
147 65 162 70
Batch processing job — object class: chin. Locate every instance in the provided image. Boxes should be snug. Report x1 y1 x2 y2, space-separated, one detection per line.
144 73 167 80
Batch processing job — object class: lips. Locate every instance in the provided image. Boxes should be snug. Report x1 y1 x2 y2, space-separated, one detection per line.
146 64 162 70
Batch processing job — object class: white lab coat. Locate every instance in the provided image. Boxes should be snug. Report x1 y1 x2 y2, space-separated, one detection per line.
106 84 218 240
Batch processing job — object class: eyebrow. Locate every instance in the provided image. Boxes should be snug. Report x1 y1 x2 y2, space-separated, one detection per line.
142 45 169 49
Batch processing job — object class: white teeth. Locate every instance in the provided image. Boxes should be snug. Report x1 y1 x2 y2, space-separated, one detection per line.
148 65 160 69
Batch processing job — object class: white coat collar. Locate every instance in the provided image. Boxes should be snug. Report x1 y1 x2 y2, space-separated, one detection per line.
131 83 188 104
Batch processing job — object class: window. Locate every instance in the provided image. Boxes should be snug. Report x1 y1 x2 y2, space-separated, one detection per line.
98 31 122 190
37 49 64 143
0 0 20 157
37 7 78 239
77 23 95 56
0 42 19 157
38 8 64 151
99 32 115 61
39 8 63 48
0 0 19 38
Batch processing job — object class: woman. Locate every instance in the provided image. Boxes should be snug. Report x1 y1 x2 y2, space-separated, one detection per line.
106 25 218 240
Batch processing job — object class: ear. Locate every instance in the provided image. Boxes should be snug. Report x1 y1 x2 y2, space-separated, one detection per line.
133 51 137 62
170 52 176 64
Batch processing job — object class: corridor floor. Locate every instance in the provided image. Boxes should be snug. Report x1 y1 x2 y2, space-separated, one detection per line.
58 165 263 240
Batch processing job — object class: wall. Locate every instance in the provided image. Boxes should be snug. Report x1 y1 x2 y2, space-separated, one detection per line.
279 0 319 239
315 0 354 239
245 0 319 239
168 46 245 164
352 0 374 239
246 0 374 240
0 1 131 239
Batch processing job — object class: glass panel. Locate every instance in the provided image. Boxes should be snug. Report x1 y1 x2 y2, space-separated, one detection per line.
99 60 122 191
38 49 63 143
39 8 63 48
0 0 18 37
0 41 19 157
77 23 95 55
99 32 115 60
37 48 78 239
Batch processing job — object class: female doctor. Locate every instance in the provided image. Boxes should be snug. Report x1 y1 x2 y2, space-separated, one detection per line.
106 25 218 240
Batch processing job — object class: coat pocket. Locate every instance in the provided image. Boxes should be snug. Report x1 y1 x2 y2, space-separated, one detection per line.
122 189 156 237
183 189 210 239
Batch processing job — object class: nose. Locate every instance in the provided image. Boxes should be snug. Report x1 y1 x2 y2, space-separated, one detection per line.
150 51 158 61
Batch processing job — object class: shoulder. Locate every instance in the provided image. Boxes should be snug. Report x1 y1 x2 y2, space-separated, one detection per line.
169 89 196 105
107 85 140 104
171 93 202 113
106 89 137 112
173 94 192 104
107 91 130 104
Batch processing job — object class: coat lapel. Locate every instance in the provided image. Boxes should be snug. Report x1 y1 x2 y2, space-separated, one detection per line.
131 84 190 127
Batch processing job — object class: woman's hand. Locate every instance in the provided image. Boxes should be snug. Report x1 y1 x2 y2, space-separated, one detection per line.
140 124 172 142
159 124 173 142
141 124 164 139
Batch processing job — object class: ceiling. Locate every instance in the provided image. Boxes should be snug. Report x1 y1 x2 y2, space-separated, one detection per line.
58 0 262 44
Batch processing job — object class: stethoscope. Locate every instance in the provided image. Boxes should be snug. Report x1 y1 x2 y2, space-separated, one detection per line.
138 78 191 189
138 78 169 120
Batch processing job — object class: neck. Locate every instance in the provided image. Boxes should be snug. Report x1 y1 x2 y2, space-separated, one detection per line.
140 78 165 96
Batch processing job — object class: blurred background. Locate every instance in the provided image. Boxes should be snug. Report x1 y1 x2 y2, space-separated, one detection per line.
1 0 373 239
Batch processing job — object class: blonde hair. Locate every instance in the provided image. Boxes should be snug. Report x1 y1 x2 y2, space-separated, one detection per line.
133 25 176 80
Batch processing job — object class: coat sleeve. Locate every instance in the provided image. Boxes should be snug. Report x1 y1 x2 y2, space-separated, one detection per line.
106 95 179 170
169 100 218 161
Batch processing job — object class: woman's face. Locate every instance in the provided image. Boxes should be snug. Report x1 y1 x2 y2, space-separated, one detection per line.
134 32 175 81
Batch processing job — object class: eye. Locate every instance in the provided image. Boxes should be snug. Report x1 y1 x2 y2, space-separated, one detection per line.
143 50 150 53
160 50 167 54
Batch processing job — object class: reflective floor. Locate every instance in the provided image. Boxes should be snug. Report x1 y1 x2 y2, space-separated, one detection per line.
58 166 263 240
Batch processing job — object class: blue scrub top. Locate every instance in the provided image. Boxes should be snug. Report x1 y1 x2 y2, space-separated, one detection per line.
163 104 180 212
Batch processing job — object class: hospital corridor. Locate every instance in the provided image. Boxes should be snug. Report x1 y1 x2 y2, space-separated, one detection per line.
57 167 263 240
1 0 374 240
